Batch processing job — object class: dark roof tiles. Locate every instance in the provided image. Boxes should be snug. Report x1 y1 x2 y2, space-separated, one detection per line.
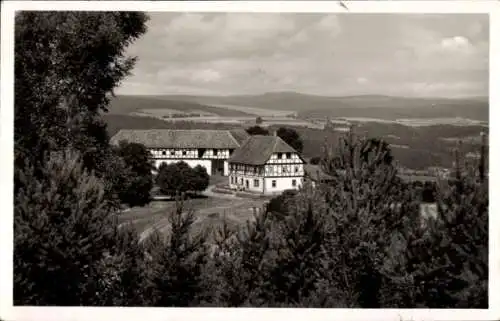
110 129 248 149
228 135 300 165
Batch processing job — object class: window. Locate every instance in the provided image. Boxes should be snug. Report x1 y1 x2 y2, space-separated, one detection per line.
272 180 277 188
283 166 288 173
286 153 291 159
230 176 234 184
277 153 282 159
254 179 259 187
170 151 175 156
292 179 297 187
182 151 187 156
295 166 299 173
162 151 166 156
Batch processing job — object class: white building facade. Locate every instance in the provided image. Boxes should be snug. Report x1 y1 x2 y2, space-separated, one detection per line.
228 135 305 195
110 129 249 176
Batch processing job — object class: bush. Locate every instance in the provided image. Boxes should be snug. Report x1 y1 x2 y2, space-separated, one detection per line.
266 189 297 220
155 161 210 197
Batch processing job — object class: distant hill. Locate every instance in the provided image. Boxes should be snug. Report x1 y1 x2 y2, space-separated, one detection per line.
143 92 489 122
107 95 254 117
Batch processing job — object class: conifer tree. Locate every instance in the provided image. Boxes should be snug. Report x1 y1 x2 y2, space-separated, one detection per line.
14 151 117 305
264 185 328 306
396 137 488 308
146 199 209 306
208 209 273 306
319 127 422 307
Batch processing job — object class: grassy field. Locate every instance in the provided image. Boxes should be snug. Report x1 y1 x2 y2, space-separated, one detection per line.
208 103 295 117
117 196 268 243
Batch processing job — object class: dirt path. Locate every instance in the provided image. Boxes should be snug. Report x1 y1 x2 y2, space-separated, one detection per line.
202 185 243 200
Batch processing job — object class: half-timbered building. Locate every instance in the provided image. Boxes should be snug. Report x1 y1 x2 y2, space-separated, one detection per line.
228 135 306 195
110 129 249 176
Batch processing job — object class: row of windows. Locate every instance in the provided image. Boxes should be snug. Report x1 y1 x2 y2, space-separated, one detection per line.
266 165 301 175
151 149 229 157
276 152 292 159
230 177 297 188
229 165 302 174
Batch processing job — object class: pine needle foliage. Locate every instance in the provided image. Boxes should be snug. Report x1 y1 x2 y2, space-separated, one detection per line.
14 151 117 305
145 197 209 307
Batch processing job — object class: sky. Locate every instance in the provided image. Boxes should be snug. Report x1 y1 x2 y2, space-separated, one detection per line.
117 12 489 98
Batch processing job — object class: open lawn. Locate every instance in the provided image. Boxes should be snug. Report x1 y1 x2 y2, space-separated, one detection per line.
117 196 269 243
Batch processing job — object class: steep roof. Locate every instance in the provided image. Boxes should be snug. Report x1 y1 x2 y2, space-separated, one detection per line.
228 135 301 165
110 129 246 149
228 129 250 145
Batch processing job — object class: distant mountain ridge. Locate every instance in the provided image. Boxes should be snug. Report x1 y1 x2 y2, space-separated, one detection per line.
119 92 488 122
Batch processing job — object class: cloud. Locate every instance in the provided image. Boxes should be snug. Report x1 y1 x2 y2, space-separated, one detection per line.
440 36 472 51
356 77 368 85
191 69 222 83
118 13 489 97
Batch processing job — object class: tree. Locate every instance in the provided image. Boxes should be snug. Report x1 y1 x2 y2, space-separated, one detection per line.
277 127 303 153
14 151 120 305
319 128 422 307
115 141 154 206
309 156 321 165
14 11 148 183
256 116 263 125
246 126 269 136
14 12 150 305
390 144 488 308
264 188 329 306
156 161 194 197
145 200 209 306
360 138 393 166
207 209 273 306
190 165 210 194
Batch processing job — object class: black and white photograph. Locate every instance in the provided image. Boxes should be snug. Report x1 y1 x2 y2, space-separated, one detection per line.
0 1 497 320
